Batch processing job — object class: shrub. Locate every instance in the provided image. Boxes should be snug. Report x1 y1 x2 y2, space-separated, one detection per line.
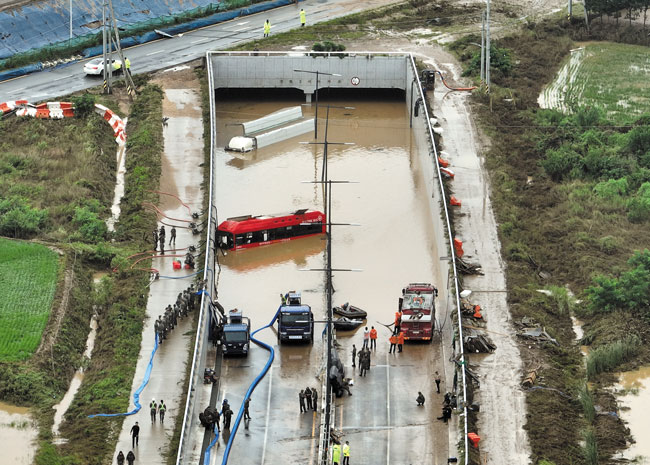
583 428 598 465
71 93 97 118
0 196 48 238
541 147 580 181
626 125 650 157
586 336 640 380
72 206 107 243
627 182 650 223
574 106 604 128
593 177 628 200
546 285 573 315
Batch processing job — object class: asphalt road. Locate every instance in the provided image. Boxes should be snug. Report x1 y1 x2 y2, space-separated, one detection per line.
0 0 396 104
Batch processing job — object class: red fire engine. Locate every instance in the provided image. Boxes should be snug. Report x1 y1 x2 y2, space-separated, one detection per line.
399 283 437 341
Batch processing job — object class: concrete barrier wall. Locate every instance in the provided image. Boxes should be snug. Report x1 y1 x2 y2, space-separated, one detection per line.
209 52 408 96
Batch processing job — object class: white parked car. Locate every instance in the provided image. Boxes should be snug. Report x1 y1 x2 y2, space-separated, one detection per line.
83 58 123 76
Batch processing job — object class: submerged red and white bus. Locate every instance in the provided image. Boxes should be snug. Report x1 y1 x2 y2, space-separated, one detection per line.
216 209 325 250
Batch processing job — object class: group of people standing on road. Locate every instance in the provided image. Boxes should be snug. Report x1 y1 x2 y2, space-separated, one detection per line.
332 441 351 465
150 224 176 255
351 344 372 377
299 386 319 413
262 8 306 38
149 399 168 424
154 284 199 345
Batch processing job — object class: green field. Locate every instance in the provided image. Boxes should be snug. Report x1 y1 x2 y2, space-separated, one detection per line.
0 238 59 361
541 42 650 123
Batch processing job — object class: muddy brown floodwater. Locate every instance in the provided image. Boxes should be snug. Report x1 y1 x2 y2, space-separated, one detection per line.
0 401 38 465
616 367 650 463
213 95 451 465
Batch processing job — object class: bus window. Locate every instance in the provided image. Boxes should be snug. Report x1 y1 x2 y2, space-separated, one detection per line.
235 234 246 246
262 230 268 242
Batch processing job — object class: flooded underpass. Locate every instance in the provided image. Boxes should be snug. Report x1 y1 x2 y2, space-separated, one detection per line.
210 91 452 465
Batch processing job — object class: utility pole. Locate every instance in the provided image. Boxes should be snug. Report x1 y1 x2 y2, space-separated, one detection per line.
300 105 357 465
481 11 485 85
568 0 572 19
107 0 137 100
69 0 73 42
102 0 111 94
485 0 491 93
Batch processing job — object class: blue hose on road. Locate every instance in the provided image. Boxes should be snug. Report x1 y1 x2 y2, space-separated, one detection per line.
203 424 221 465
88 334 159 418
219 307 281 465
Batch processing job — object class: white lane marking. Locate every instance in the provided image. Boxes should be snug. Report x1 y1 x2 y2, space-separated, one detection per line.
237 21 250 25
260 366 273 465
191 38 212 45
233 27 250 32
386 353 391 465
12 87 25 93
52 75 73 82
147 50 165 56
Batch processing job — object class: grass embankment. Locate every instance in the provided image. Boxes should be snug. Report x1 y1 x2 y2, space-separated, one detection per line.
449 17 650 465
0 239 59 361
0 82 164 464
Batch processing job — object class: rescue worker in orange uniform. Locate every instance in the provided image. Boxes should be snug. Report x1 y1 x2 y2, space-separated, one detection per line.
389 333 398 353
369 326 378 350
397 331 405 352
394 311 402 333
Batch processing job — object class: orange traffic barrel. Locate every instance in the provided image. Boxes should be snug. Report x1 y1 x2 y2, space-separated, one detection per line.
468 432 480 447
453 238 464 258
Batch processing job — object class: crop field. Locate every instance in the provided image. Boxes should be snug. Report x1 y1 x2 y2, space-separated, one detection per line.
0 237 59 361
538 42 650 123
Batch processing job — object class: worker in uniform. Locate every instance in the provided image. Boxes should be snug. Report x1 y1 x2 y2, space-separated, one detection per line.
305 386 313 410
169 226 176 246
223 407 233 430
342 441 351 465
389 333 397 354
244 398 251 420
263 19 271 38
332 443 342 465
351 344 356 367
159 236 165 255
158 400 167 423
152 228 158 251
311 387 318 411
299 390 306 413
397 330 405 352
416 392 425 406
369 326 377 350
150 398 158 423
394 310 402 333
300 8 306 27
159 225 166 243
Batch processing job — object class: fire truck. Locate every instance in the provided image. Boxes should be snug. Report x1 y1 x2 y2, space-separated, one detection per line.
399 283 437 341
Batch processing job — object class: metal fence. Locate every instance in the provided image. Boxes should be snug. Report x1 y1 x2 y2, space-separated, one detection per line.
175 52 218 465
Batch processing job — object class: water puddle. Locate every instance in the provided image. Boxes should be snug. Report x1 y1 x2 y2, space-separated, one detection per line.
0 401 38 465
570 315 589 357
106 119 128 232
52 314 98 439
616 366 650 462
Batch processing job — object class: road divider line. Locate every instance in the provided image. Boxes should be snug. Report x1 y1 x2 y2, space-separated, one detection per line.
191 38 212 45
233 27 250 32
147 50 166 56
386 353 391 465
260 366 273 465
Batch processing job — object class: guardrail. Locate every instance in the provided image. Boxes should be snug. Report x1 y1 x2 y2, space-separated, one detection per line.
408 54 469 464
175 52 218 465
